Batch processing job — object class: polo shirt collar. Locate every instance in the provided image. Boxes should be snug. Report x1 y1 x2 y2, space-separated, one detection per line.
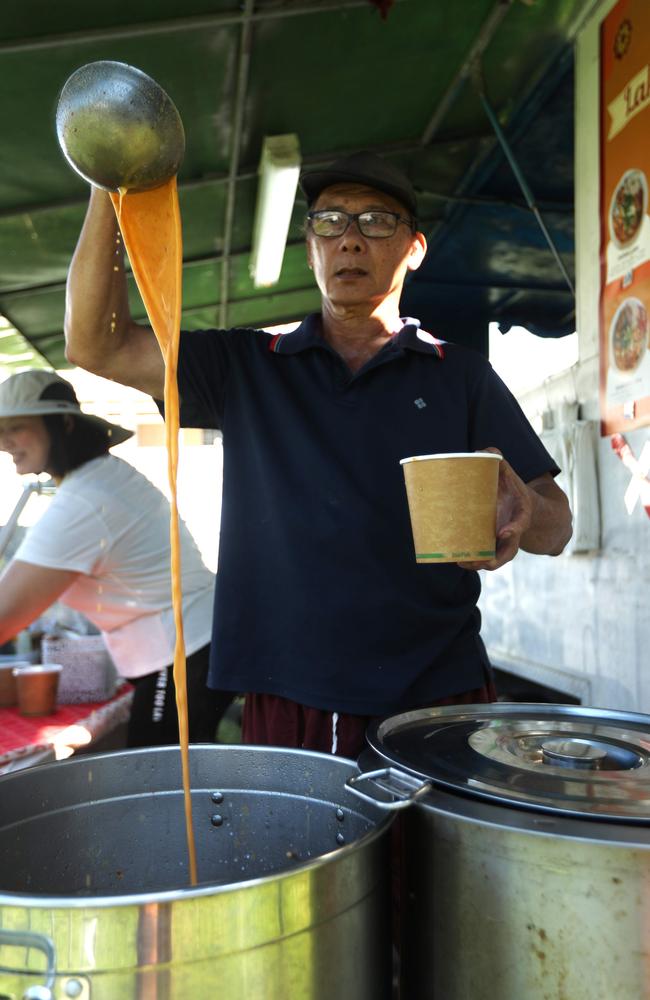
395 319 446 358
268 313 445 359
268 313 323 353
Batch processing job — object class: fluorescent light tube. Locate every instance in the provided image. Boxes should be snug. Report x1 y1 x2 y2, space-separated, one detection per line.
249 134 301 288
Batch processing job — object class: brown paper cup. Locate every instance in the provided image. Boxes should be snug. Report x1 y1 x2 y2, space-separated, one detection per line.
401 452 502 563
0 661 31 707
13 664 62 716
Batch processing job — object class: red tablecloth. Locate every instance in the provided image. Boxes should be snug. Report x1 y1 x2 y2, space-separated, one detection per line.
0 682 133 765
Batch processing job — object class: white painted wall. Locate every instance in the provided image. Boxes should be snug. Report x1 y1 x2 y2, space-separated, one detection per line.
480 0 650 712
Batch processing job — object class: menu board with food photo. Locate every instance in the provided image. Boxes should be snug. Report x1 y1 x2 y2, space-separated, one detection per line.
600 0 650 433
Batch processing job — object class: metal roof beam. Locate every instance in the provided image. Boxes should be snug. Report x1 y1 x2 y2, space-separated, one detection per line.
420 0 514 146
0 172 261 221
0 146 422 221
219 0 255 329
418 50 578 271
0 185 572 225
471 66 575 297
5 130 544 223
0 208 575 298
0 265 576 303
0 0 406 54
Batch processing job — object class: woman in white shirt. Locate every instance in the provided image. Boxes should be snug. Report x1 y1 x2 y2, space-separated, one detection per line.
0 368 232 746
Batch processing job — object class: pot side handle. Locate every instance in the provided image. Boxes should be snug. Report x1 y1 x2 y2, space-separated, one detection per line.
0 927 56 998
346 767 432 810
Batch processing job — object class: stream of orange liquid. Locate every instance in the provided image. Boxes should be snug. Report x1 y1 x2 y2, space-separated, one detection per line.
110 177 198 886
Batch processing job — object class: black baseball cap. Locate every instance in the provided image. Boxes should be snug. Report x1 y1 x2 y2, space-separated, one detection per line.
299 151 418 217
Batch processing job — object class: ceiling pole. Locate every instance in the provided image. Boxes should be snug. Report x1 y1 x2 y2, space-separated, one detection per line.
471 63 575 299
2 264 570 302
0 0 404 54
219 0 256 330
0 143 429 221
419 0 513 147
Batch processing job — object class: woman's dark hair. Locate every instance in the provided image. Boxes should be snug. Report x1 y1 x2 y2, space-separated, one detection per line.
38 379 111 477
42 413 111 478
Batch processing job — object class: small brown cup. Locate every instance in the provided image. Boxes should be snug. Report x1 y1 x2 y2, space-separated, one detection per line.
13 664 63 716
0 661 33 707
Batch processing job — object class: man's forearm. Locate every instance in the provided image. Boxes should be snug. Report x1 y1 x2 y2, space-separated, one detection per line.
520 479 573 555
64 188 165 398
64 187 131 375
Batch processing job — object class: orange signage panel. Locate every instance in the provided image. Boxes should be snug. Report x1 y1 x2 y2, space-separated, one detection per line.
600 0 650 434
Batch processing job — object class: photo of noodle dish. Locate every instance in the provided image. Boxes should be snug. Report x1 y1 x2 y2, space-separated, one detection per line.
609 169 647 249
609 297 649 375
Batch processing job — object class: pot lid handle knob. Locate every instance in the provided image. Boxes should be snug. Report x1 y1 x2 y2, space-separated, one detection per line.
541 738 608 770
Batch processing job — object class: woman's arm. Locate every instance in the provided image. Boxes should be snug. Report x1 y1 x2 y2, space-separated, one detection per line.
0 560 80 647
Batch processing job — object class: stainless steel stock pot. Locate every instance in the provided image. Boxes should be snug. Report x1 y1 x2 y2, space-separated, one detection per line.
0 745 394 1000
349 702 650 1000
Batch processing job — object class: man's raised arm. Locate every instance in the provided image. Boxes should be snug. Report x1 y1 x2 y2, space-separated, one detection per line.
64 187 165 400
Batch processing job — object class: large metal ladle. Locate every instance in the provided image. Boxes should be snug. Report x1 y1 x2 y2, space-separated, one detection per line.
56 61 185 193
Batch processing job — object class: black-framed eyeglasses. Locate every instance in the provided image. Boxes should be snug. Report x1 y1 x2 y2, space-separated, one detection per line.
306 209 414 239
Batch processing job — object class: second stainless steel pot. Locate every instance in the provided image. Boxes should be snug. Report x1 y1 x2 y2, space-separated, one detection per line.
350 702 650 1000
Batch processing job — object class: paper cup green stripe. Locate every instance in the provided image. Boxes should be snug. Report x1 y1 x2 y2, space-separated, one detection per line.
416 550 496 559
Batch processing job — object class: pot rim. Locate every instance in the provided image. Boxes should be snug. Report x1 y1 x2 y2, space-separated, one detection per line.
0 744 394 909
0 818 392 909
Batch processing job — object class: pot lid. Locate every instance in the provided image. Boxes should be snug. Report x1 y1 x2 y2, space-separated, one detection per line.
365 703 650 823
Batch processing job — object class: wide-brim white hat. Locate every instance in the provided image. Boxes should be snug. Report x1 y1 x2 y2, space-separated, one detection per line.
0 369 134 447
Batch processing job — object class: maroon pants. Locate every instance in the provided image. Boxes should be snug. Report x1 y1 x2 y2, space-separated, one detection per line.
242 677 497 758
243 679 497 987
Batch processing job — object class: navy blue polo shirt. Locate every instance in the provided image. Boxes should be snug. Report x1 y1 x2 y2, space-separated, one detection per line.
171 313 559 715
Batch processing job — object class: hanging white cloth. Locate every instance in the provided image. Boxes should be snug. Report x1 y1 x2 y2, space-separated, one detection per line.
541 403 600 553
